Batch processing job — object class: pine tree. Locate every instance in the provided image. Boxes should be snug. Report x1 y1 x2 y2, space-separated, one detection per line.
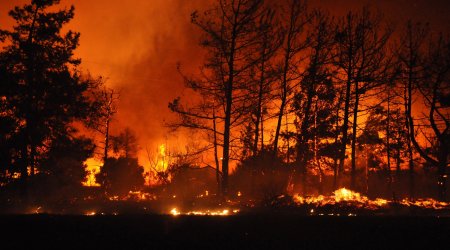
0 0 98 195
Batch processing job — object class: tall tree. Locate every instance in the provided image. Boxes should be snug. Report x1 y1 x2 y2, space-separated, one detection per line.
171 0 265 196
273 0 309 157
406 34 450 199
397 21 429 198
249 8 281 157
333 7 391 189
0 0 98 195
293 10 335 193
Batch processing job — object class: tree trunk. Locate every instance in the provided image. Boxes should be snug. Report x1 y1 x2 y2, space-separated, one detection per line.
437 141 448 200
20 144 28 198
253 45 267 156
222 87 232 196
212 109 221 194
103 118 110 166
350 81 359 190
297 85 314 193
386 86 392 188
339 69 352 176
221 16 238 197
273 49 289 157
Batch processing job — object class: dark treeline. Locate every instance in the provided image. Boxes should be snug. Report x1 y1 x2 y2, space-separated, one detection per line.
0 0 145 208
0 0 449 210
170 0 450 200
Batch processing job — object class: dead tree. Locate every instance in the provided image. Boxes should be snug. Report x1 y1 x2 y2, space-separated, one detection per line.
397 21 429 198
171 0 265 196
294 10 335 194
250 9 282 157
333 7 391 189
273 0 310 157
406 35 450 200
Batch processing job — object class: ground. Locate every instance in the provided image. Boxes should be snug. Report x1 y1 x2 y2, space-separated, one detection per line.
1 214 449 249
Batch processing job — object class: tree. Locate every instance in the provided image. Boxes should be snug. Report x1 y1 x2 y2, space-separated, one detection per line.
170 0 265 196
357 105 388 193
0 0 99 196
292 10 336 193
37 135 95 199
273 0 309 157
405 34 450 199
111 127 138 159
97 157 145 196
248 8 282 157
333 7 391 189
396 21 429 198
85 87 119 168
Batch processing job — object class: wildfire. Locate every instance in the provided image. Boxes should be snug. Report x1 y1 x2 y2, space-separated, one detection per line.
334 188 361 202
170 208 180 216
399 198 450 210
143 144 171 185
293 188 450 212
107 191 156 201
169 208 239 216
294 188 389 210
82 158 102 187
156 144 169 172
85 211 97 216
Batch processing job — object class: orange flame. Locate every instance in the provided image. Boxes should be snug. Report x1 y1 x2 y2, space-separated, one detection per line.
82 158 102 187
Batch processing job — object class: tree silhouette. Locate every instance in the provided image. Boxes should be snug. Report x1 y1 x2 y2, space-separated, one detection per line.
0 0 101 196
333 7 391 189
292 10 336 193
111 127 138 159
405 34 450 199
170 0 266 196
273 0 310 157
97 157 145 196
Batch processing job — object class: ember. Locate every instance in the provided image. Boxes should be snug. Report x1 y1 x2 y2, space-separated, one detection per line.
169 208 239 216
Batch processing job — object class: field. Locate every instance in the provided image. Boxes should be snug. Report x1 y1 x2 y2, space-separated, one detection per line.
1 214 449 249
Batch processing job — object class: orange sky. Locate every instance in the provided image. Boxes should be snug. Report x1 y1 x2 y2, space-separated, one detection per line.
1 0 449 166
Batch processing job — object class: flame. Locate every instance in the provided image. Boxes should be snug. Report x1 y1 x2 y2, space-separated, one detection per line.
399 198 450 210
169 208 239 216
293 188 450 211
107 191 157 201
294 188 389 210
157 144 169 172
170 208 180 216
85 211 97 216
334 188 360 202
82 158 102 187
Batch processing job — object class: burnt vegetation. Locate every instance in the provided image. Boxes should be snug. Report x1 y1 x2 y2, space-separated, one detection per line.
0 0 449 218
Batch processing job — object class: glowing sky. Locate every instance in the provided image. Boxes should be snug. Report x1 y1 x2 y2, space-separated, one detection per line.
1 0 449 161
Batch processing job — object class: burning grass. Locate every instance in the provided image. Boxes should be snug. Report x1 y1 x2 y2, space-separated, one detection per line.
3 188 450 217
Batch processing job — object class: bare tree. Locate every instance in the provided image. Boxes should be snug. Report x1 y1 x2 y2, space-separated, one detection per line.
405 34 450 199
397 21 429 198
273 0 310 157
249 8 282 157
333 7 391 189
86 87 119 170
170 0 265 196
293 10 335 193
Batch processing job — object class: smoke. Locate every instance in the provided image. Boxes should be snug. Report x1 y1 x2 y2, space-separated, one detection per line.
65 0 209 155
1 0 449 167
